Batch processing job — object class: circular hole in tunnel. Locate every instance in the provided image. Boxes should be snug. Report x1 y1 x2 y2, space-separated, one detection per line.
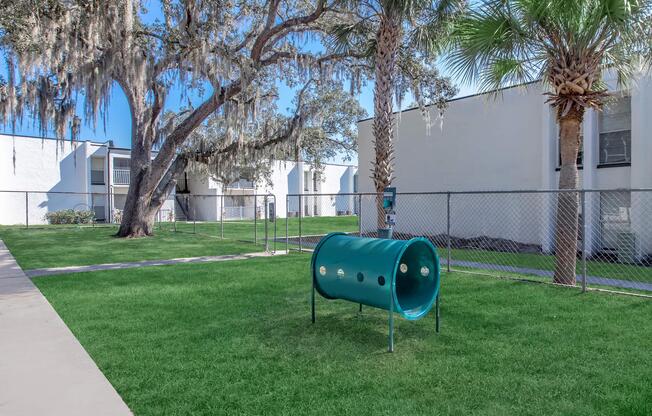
357 272 364 282
377 275 385 286
395 241 438 318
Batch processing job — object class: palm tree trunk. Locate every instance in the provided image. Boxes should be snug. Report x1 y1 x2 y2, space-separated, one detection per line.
553 107 583 285
372 14 400 229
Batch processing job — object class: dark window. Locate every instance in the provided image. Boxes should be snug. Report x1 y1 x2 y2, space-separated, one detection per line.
599 96 631 165
113 158 131 169
91 170 105 185
90 157 105 185
600 191 631 249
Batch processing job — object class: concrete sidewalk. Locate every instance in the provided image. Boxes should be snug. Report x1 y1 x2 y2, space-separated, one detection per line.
0 240 132 415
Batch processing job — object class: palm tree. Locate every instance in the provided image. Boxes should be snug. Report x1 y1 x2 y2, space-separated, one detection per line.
446 0 650 285
332 0 464 228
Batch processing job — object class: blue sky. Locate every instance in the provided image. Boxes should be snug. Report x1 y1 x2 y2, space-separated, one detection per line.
0 4 478 162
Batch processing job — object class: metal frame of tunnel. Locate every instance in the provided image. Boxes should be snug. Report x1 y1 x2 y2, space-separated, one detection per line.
311 278 441 353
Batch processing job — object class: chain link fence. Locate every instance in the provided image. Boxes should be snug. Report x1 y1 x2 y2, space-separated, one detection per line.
287 190 652 297
0 190 277 252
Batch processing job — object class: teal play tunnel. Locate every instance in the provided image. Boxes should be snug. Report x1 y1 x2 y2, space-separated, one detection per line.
311 233 440 320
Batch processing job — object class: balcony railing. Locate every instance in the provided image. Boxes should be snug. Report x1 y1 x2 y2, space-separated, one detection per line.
113 169 130 185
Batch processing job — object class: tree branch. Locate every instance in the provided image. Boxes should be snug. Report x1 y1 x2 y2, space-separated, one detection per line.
251 0 327 62
147 82 242 190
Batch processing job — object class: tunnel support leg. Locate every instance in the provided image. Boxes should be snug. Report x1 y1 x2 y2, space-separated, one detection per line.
388 293 394 353
435 294 440 334
311 278 316 324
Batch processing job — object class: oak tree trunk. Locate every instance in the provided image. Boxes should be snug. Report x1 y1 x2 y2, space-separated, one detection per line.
553 107 583 285
372 14 400 229
116 143 157 237
116 137 189 237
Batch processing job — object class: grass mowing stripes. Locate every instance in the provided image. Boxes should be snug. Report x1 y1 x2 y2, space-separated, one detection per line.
0 216 359 270
33 254 652 416
0 226 259 270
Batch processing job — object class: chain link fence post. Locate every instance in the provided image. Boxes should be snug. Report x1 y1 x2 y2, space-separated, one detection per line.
581 191 587 292
358 193 362 237
220 194 224 239
264 195 269 252
25 192 29 229
192 196 196 234
254 195 258 245
286 195 290 254
172 194 177 232
272 195 277 254
299 194 303 252
446 192 451 273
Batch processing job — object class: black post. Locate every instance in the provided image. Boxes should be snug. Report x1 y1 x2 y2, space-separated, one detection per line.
264 195 269 252
446 192 451 273
25 192 29 229
435 294 440 333
299 194 303 252
285 195 289 253
388 289 394 353
311 276 316 324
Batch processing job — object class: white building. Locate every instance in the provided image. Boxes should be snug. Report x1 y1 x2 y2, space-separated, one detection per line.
0 134 358 225
357 71 652 258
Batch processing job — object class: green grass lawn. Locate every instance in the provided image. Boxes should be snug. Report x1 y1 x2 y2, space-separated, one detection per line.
171 215 359 240
33 254 652 416
3 214 650 287
447 247 652 284
0 226 259 270
0 216 358 270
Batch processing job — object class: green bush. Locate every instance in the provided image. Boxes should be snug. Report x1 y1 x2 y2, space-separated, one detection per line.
45 209 95 225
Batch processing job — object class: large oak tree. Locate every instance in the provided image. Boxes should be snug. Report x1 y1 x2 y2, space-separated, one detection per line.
0 0 364 237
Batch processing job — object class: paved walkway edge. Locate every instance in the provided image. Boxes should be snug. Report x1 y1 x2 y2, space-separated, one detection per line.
0 240 133 416
26 250 288 278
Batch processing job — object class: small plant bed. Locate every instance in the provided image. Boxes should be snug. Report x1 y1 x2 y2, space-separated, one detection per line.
33 254 652 416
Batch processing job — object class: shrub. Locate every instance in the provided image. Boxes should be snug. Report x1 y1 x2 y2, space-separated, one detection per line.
45 209 95 225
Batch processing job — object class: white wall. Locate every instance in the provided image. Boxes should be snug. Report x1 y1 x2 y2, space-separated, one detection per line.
357 75 651 253
358 84 546 243
0 135 93 224
358 84 546 194
185 174 222 221
254 160 358 219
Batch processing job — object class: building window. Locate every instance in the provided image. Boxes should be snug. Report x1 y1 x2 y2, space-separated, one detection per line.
313 172 319 192
558 125 583 167
303 171 310 192
600 191 631 250
113 157 131 169
90 157 105 185
353 174 358 193
91 194 106 222
599 96 631 165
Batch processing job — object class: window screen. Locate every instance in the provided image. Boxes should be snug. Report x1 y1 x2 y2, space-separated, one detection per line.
599 97 631 165
600 191 631 249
